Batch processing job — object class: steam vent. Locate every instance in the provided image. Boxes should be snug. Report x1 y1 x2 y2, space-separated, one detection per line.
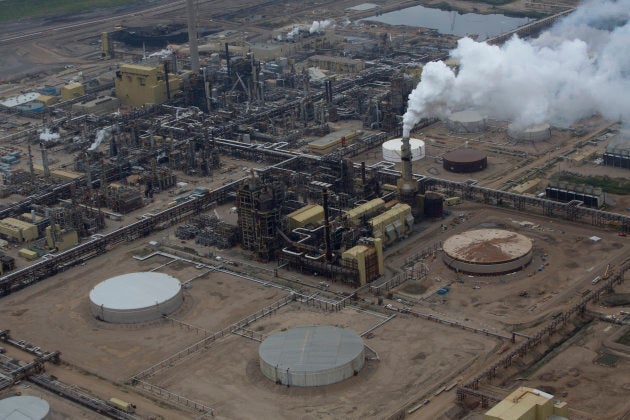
442 229 533 275
258 325 365 387
89 272 183 323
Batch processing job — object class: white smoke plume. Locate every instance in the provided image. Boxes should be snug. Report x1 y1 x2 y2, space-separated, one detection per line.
402 0 630 137
286 26 302 40
310 19 332 33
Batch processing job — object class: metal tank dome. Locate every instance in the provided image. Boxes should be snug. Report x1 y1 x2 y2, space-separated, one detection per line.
508 123 551 142
442 229 533 275
89 272 183 323
446 110 487 133
0 395 50 419
382 138 425 162
259 325 365 387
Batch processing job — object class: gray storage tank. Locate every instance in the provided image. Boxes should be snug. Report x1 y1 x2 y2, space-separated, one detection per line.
259 325 365 387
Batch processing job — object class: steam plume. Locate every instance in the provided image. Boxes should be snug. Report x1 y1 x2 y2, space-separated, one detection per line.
402 0 630 137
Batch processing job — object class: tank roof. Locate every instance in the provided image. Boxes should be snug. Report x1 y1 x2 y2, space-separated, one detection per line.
259 325 363 374
443 229 532 264
0 395 50 419
89 272 181 310
443 148 487 163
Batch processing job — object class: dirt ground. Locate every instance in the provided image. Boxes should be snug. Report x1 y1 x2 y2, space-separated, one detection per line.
149 306 498 420
518 320 630 419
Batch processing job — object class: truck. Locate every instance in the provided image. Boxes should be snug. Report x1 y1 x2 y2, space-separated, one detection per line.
108 397 136 413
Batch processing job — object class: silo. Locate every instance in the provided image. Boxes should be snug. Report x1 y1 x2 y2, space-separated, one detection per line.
89 272 183 323
0 396 50 419
259 325 365 387
423 192 443 218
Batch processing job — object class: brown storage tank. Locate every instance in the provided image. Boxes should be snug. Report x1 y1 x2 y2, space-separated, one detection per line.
442 148 487 173
423 192 443 218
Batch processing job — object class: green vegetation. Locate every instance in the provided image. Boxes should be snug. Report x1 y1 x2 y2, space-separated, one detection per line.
552 172 630 195
0 0 140 23
616 330 630 347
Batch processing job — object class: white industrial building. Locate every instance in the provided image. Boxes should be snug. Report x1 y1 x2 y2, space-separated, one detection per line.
89 272 183 323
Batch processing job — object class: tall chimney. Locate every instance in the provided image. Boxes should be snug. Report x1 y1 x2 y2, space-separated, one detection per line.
401 136 412 181
322 189 332 262
40 143 49 178
186 0 200 74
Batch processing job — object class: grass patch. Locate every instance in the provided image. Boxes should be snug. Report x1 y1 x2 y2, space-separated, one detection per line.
551 172 630 195
0 0 141 23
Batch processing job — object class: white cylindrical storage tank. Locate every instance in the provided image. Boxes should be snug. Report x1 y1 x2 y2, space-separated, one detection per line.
0 396 50 419
89 272 183 323
382 138 425 162
446 110 487 133
259 325 365 387
508 123 551 142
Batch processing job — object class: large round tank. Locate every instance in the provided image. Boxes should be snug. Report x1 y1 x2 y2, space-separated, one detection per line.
382 138 425 162
0 396 50 419
442 228 533 275
442 149 488 173
89 272 183 323
508 123 551 142
423 192 443 218
259 325 365 387
446 110 487 133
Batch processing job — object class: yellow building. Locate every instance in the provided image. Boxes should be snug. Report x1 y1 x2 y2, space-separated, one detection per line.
115 63 181 107
307 55 365 73
46 224 79 252
18 248 38 260
511 179 541 195
342 238 383 285
369 203 413 245
484 387 568 420
37 94 58 106
0 218 38 242
308 129 358 155
61 83 85 102
286 204 324 229
345 198 385 226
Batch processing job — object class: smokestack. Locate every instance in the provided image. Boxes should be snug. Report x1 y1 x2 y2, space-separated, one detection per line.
83 153 92 190
164 61 171 100
401 136 412 181
322 189 332 263
185 0 200 74
27 142 35 185
225 42 231 77
40 143 49 178
361 161 366 184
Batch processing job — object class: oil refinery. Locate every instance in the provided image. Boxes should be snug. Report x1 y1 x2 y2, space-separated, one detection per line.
0 0 629 419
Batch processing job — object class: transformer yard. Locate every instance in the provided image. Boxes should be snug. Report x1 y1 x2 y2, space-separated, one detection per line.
1 0 629 419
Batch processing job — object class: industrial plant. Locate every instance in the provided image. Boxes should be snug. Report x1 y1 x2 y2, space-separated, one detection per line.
0 0 629 419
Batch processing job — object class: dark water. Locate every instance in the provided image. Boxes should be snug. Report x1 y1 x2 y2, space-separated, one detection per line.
361 5 532 41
